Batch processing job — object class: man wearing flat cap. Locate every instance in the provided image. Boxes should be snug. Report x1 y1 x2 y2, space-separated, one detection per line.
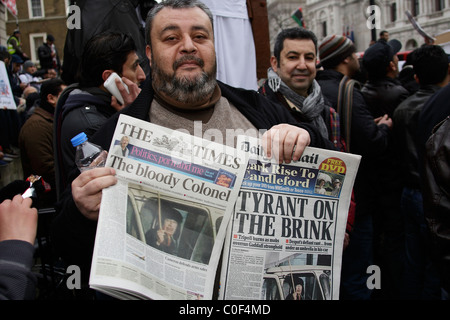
361 39 410 118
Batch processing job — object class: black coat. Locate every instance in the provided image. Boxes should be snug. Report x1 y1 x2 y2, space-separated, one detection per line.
37 43 61 71
418 85 450 291
316 69 392 218
316 69 390 157
53 84 115 199
421 114 450 294
393 85 442 189
361 77 410 118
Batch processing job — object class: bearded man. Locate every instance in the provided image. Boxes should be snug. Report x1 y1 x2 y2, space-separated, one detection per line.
51 0 334 299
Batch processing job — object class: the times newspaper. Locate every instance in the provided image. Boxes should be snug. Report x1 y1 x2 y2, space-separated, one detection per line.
219 136 361 300
89 115 248 300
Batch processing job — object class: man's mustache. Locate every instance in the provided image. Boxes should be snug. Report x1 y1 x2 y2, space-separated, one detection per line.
292 71 310 76
173 55 204 70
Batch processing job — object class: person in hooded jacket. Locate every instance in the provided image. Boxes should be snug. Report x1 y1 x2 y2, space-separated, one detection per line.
54 31 145 200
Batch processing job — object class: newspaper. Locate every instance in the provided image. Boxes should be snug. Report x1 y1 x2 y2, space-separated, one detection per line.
89 115 247 300
219 136 361 300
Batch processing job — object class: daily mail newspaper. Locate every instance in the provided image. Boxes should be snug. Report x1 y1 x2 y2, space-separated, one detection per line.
89 115 247 300
219 136 361 300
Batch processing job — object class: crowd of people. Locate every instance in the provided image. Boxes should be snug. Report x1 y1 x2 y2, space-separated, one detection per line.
0 0 449 302
0 29 61 170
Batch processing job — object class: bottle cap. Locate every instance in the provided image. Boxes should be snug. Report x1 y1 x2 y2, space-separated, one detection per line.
71 132 88 147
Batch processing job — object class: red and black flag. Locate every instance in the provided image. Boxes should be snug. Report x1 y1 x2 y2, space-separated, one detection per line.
292 7 305 28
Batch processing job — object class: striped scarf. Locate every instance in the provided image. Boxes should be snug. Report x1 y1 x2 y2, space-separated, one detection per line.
267 68 329 140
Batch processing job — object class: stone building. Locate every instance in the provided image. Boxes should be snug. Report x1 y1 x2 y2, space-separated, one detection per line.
4 0 68 67
266 0 305 51
0 5 7 45
267 0 450 54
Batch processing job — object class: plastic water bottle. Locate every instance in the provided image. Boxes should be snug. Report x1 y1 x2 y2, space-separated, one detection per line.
71 132 108 172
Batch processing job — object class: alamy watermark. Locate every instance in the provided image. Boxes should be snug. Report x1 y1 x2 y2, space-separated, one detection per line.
67 5 81 30
367 265 381 290
366 5 382 30
65 264 381 291
67 4 383 32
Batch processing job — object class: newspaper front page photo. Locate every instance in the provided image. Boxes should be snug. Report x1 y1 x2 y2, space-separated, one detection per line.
89 115 248 300
219 136 361 300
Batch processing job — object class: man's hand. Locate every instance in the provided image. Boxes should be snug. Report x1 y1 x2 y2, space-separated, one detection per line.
156 229 166 246
262 124 311 164
72 167 118 221
0 195 37 245
374 114 393 129
343 232 350 250
110 77 142 111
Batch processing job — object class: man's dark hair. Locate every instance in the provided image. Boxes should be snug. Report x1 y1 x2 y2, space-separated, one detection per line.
138 0 158 21
145 0 214 47
412 45 449 86
0 50 11 62
380 30 388 37
40 78 65 103
273 27 318 64
78 31 137 87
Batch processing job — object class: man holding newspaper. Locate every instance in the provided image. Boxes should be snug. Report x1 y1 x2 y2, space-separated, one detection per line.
51 0 335 298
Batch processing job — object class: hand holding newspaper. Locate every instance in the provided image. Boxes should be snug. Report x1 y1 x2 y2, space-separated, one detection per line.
89 115 361 300
89 115 248 300
219 136 361 300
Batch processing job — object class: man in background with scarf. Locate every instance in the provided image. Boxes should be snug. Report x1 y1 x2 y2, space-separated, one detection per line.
259 27 342 151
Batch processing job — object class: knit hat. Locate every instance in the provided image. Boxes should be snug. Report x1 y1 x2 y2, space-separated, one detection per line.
23 60 35 69
318 35 356 69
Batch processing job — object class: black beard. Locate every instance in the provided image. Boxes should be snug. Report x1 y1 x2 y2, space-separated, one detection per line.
152 55 217 104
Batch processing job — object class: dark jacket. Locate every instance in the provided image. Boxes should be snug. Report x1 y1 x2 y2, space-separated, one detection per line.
418 84 450 294
422 116 450 294
19 106 54 181
418 83 450 153
316 69 391 217
361 77 410 118
361 76 410 224
51 77 334 279
53 85 115 199
18 105 56 208
0 240 37 300
393 85 442 189
37 42 61 71
316 69 390 157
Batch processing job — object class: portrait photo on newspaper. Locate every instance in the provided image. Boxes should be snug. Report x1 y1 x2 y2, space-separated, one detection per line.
126 183 224 265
